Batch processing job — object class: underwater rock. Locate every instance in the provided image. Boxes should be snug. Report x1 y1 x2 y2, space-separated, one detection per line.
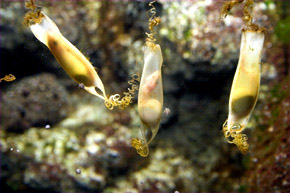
0 2 59 79
112 146 197 192
0 73 69 132
239 77 290 192
107 95 229 192
1 97 137 192
1 126 83 192
0 2 29 50
1 1 286 192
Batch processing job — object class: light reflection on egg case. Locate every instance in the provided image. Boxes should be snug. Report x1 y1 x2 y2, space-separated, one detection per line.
131 0 163 157
23 0 139 110
29 12 107 100
221 0 266 154
132 43 163 157
223 29 265 154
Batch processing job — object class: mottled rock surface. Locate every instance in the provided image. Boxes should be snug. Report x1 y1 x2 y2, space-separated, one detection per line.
1 97 137 192
1 0 289 192
0 73 68 132
240 77 290 192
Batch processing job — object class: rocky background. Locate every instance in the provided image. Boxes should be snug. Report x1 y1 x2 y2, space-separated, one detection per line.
1 1 289 192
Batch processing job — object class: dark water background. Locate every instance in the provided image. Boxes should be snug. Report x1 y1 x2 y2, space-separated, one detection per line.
0 1 289 192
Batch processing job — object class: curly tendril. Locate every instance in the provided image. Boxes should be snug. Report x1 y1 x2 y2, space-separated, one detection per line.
131 138 149 157
243 0 253 25
221 0 265 32
0 74 16 82
222 120 249 154
22 0 44 27
104 73 140 110
146 0 161 45
242 0 264 31
233 133 249 154
220 0 244 19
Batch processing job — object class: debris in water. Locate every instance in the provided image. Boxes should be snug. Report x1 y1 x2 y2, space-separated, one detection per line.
78 83 85 89
75 169 81 174
164 108 171 116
